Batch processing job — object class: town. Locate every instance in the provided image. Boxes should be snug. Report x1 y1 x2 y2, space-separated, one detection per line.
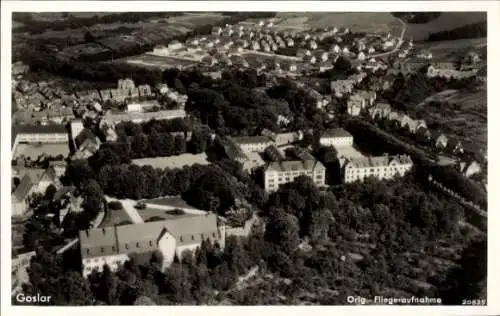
9 11 487 306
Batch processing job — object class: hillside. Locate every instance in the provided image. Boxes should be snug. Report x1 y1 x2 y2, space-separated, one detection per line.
404 12 486 41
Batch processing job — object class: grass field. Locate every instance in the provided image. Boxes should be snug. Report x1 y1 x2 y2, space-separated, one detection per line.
132 153 210 169
404 12 486 41
100 207 133 227
118 54 198 70
276 12 403 34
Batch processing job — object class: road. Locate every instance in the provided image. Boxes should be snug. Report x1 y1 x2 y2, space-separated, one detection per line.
369 18 407 58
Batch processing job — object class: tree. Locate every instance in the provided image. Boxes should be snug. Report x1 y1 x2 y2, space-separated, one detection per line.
265 210 300 255
84 30 95 43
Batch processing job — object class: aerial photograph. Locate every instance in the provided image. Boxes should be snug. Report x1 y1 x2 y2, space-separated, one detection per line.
8 9 487 307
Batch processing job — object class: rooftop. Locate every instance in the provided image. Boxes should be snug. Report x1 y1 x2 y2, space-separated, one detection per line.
266 159 325 173
232 135 272 145
346 155 413 168
321 128 353 139
79 214 220 258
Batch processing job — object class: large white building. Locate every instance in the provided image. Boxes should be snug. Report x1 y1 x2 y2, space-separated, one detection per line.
79 214 225 278
319 128 353 147
343 154 413 183
264 159 326 192
13 124 68 144
231 136 273 153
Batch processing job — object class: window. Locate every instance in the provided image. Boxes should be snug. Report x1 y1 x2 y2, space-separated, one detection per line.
136 242 140 248
180 237 183 242
212 233 216 238
149 241 153 247
191 235 195 241
111 246 116 251
125 244 129 250
100 247 104 253
86 249 90 255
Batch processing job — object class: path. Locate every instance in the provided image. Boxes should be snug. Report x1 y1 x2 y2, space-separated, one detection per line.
144 202 208 216
105 196 144 224
369 18 407 58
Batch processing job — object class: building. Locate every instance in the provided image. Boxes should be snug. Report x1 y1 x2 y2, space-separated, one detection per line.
231 136 273 153
12 251 36 294
264 159 326 192
458 160 481 178
369 102 392 119
343 154 413 183
13 124 68 145
127 103 144 113
331 79 355 98
319 129 354 147
79 214 225 278
12 167 58 217
102 109 186 124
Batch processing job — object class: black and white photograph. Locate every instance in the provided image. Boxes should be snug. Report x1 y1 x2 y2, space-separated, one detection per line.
1 1 498 313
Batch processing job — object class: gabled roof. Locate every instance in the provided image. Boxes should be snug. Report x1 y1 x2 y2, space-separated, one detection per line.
321 128 353 139
79 214 221 258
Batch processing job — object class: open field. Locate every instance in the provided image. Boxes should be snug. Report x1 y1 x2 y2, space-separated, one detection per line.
13 143 70 160
404 12 486 41
415 37 486 60
276 12 403 34
416 86 487 152
117 54 198 70
132 153 210 169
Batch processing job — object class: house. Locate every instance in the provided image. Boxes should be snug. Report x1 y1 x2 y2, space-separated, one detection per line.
316 51 329 63
357 52 366 61
319 129 353 147
273 132 303 146
433 132 449 150
127 103 143 113
12 251 36 294
251 41 261 51
447 138 464 155
330 79 355 98
309 40 318 50
347 99 363 116
303 55 316 64
264 159 326 192
286 38 295 47
342 47 350 55
231 136 273 153
343 154 413 183
417 50 433 59
369 102 392 119
12 167 59 217
331 44 341 54
49 160 67 178
318 61 334 72
281 60 297 72
458 160 481 178
79 214 225 278
357 90 377 106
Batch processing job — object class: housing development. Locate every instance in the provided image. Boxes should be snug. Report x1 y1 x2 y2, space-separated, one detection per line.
8 10 488 307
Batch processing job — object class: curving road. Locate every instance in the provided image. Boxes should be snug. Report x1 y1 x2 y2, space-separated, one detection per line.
369 18 407 58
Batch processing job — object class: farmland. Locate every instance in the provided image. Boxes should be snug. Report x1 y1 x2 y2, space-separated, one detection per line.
404 12 486 41
276 12 403 34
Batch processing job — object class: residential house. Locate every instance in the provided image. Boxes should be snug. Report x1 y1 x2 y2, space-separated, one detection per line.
358 52 366 61
369 102 392 119
49 160 67 178
13 124 69 149
458 160 482 178
347 97 363 116
357 90 377 107
343 154 413 183
231 136 273 153
432 132 449 150
273 132 303 146
447 138 464 155
330 79 355 98
286 38 295 47
79 214 225 278
12 167 59 217
319 129 354 147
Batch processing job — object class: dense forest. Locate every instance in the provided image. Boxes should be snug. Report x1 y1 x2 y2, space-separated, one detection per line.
427 22 487 42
